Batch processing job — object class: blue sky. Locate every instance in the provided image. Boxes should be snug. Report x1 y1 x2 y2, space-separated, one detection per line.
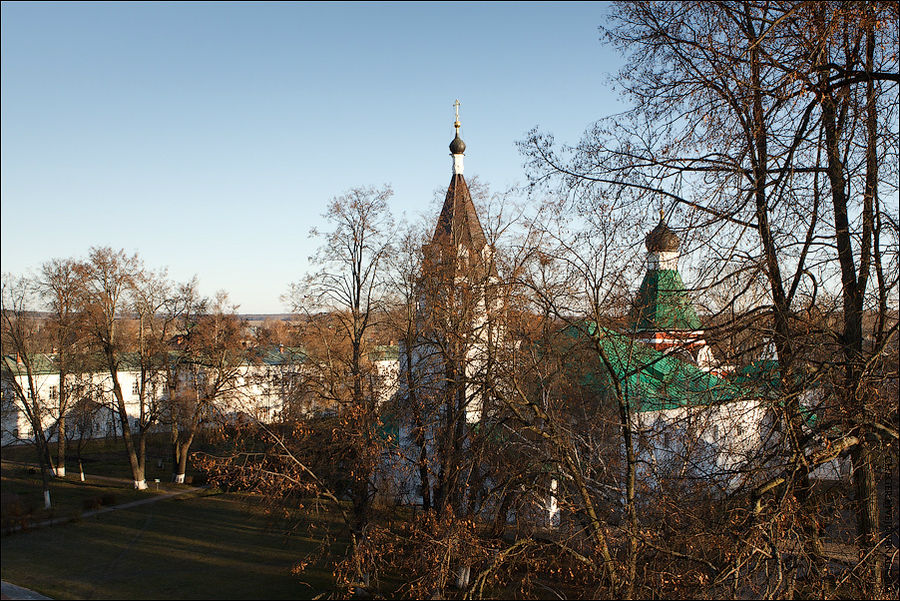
2 1 626 313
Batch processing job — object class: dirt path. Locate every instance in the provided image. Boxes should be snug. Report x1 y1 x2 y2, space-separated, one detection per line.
0 581 52 600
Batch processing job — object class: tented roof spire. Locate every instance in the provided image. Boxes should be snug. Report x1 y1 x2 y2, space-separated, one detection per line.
431 100 487 255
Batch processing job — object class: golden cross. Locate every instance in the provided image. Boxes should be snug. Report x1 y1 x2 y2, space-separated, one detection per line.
453 99 461 129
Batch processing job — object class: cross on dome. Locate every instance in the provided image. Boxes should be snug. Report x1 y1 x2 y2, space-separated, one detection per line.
450 99 466 156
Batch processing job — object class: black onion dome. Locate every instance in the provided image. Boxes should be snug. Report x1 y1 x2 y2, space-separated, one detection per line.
450 132 466 154
645 219 680 252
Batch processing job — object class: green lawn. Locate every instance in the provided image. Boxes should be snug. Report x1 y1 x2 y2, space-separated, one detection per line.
2 436 208 483
1 463 163 526
1 488 337 599
2 441 342 600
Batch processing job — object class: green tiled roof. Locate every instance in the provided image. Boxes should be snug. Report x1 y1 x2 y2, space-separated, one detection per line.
570 324 744 413
731 359 781 398
2 354 59 377
257 346 306 366
732 359 818 426
2 346 306 377
631 269 702 332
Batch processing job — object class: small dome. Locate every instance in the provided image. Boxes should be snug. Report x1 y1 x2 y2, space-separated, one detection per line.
645 219 680 252
449 133 466 155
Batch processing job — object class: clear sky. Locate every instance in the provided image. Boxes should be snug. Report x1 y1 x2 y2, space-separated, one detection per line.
2 1 626 313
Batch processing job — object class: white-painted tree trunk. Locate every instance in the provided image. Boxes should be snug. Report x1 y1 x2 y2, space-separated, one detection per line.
548 478 560 527
173 473 185 484
456 565 471 589
55 466 66 477
43 490 51 509
134 479 148 490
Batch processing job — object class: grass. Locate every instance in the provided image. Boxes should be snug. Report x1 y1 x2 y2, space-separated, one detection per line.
1 488 339 599
2 435 209 483
2 437 345 599
1 463 166 526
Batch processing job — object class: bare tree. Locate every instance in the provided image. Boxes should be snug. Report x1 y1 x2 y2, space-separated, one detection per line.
38 258 84 478
789 3 900 586
128 269 200 483
386 221 434 511
296 185 395 583
169 290 246 483
75 247 150 489
2 274 55 508
519 1 899 595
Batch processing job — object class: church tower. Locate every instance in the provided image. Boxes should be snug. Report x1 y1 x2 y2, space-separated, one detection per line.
413 101 498 425
393 102 501 513
631 213 718 372
422 100 495 282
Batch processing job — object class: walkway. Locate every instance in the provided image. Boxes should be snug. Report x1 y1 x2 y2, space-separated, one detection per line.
1 581 52 600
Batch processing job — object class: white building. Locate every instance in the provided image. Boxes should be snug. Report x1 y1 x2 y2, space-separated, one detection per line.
1 348 303 450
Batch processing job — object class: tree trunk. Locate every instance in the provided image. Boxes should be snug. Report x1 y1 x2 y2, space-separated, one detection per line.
138 426 147 483
175 435 194 483
491 489 513 538
56 368 68 478
170 419 181 479
619 395 638 600
34 426 54 509
35 423 54 509
39 460 51 510
108 355 147 489
175 407 203 483
56 414 66 478
416 428 431 512
819 48 883 590
405 337 431 512
744 16 825 566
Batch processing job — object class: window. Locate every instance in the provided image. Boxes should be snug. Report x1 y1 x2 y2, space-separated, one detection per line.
132 380 140 396
49 385 58 401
